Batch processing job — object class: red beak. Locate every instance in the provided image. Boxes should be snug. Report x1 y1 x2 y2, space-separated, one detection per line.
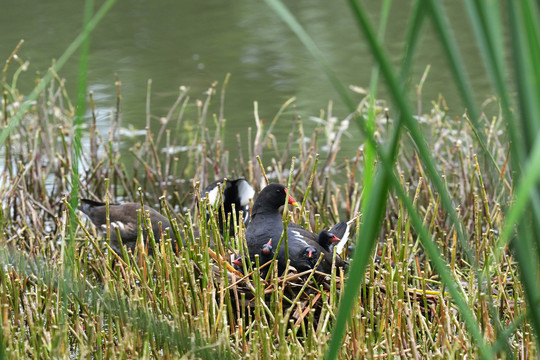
233 257 242 267
308 249 313 258
284 188 299 207
330 234 340 243
261 239 273 256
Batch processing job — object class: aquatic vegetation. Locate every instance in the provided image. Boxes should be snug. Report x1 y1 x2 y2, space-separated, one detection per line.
0 0 538 357
0 55 529 358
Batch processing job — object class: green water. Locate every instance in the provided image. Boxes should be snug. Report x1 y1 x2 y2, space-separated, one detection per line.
0 0 495 163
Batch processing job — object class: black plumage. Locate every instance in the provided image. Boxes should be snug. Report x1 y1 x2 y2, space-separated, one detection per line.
245 183 347 275
203 178 255 236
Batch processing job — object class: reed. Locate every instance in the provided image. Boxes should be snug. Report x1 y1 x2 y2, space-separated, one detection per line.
0 0 535 358
0 52 529 357
265 0 538 358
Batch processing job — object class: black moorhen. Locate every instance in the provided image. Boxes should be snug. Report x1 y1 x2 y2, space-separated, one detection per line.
79 199 178 254
245 183 297 274
288 241 319 273
326 217 357 255
287 226 347 273
245 183 347 275
317 230 340 252
203 178 255 236
232 239 272 274
317 219 352 252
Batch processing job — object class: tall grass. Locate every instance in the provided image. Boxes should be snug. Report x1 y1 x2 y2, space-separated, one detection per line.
0 0 536 359
265 0 539 358
0 57 528 357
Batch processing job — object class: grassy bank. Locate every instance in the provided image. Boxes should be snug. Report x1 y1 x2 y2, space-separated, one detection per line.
0 54 532 358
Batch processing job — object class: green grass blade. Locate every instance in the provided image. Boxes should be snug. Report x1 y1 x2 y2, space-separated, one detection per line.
506 0 540 218
334 1 492 358
511 223 540 346
66 0 95 275
327 167 390 359
427 0 500 170
262 0 357 112
510 0 540 148
427 1 480 122
263 0 492 357
399 0 427 82
504 0 540 348
460 0 524 167
363 0 392 214
510 0 540 259
495 135 540 258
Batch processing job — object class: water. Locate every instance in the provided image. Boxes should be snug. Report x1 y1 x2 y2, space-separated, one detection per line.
0 0 495 163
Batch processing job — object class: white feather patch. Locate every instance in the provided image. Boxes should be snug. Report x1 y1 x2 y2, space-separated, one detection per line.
206 186 220 207
237 179 255 206
290 229 309 246
101 221 126 232
335 214 359 255
334 228 349 255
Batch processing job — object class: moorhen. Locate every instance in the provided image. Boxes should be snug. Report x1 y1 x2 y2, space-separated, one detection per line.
256 225 333 274
245 183 347 275
233 239 274 275
245 183 297 274
203 178 255 236
287 241 319 273
317 230 340 252
288 226 347 273
79 199 179 254
316 218 355 252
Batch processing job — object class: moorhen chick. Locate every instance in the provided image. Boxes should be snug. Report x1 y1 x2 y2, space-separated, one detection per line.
203 178 255 236
245 183 347 275
79 199 179 254
288 226 347 273
317 230 340 252
287 241 319 273
232 239 273 274
316 218 354 251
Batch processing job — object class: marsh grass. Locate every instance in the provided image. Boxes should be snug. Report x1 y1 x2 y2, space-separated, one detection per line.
262 1 540 358
0 43 532 358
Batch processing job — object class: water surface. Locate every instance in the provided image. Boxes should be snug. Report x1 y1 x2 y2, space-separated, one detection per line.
0 1 496 162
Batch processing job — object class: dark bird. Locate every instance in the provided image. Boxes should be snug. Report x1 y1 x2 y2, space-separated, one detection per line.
287 226 347 274
316 219 353 252
324 217 358 256
203 178 255 236
245 183 347 275
232 255 243 272
287 241 319 273
78 199 178 254
233 239 273 275
317 230 340 252
245 183 298 275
